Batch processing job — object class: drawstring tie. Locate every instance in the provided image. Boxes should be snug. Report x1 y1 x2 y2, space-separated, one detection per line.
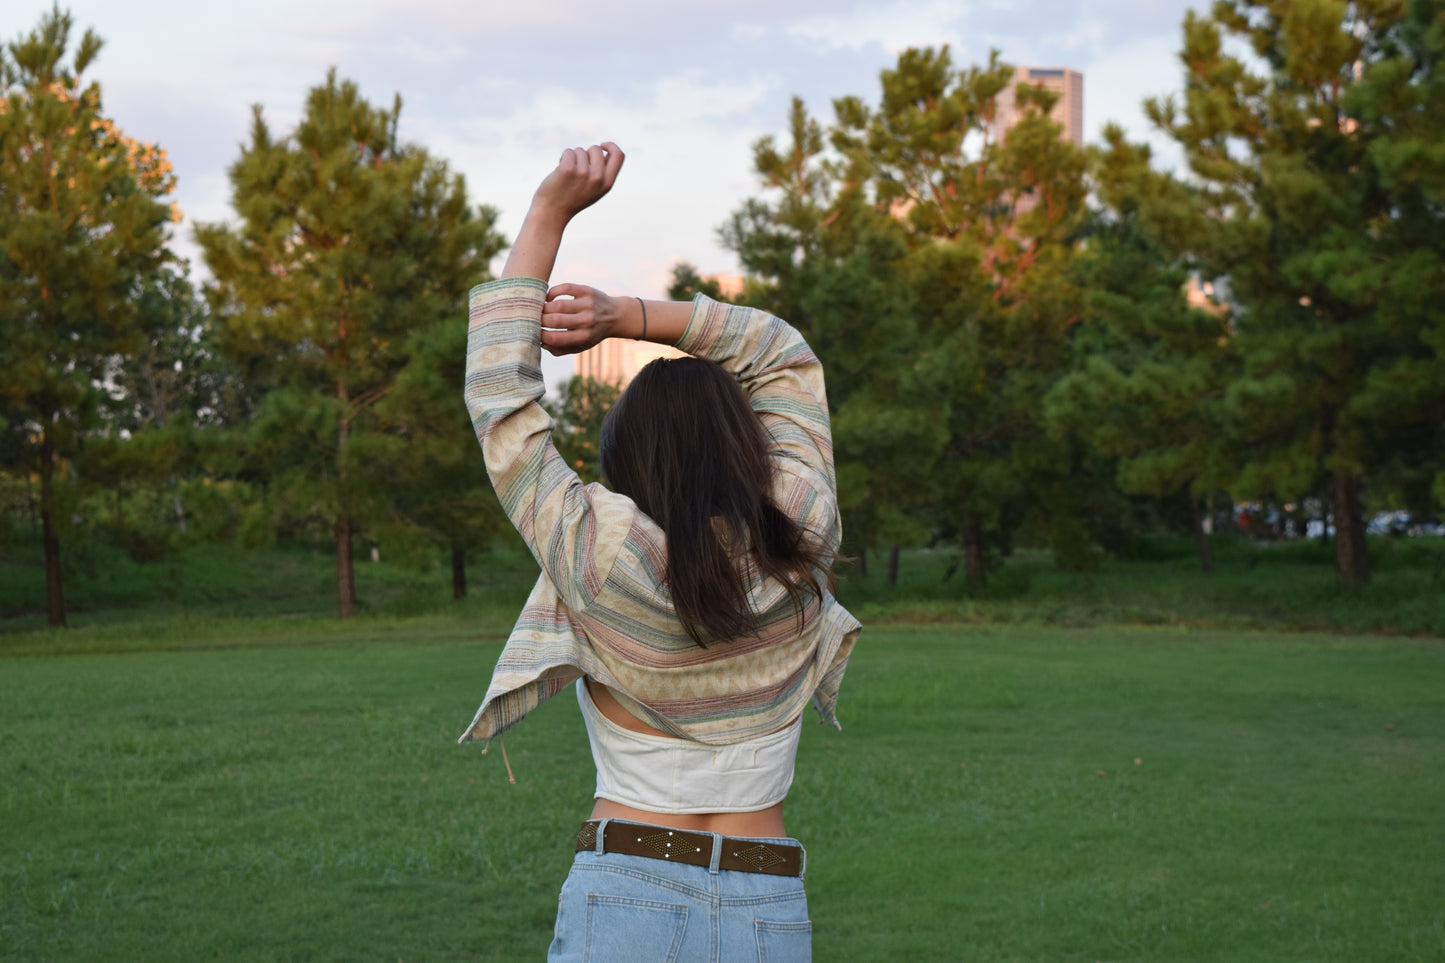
482 735 516 784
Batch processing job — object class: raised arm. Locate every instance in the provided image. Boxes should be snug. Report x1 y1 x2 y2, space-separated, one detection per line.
500 143 624 282
464 144 635 611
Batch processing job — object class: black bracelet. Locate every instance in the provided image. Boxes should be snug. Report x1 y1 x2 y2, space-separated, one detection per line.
636 297 647 340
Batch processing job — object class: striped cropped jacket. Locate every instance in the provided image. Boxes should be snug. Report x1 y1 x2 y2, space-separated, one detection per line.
458 277 860 749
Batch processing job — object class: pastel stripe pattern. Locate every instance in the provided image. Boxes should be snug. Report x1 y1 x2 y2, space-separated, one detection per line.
459 278 861 748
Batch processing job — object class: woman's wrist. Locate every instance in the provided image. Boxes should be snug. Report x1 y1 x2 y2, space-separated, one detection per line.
613 296 644 340
525 198 574 231
618 299 693 346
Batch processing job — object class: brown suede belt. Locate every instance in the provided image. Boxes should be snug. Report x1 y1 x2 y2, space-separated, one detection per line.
575 820 803 877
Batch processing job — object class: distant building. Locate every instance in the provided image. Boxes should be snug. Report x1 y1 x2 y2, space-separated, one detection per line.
709 273 745 299
1185 276 1226 314
990 67 1084 147
574 338 687 387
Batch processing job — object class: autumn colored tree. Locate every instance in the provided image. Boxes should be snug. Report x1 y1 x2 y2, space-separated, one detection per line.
197 70 503 617
0 7 177 626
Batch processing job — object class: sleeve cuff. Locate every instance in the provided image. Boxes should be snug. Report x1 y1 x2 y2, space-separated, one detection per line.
468 276 548 305
672 292 719 357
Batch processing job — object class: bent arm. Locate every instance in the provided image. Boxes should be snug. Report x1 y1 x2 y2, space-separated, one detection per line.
674 297 837 497
541 289 836 498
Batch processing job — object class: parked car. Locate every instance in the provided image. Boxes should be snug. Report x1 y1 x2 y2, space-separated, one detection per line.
1367 511 1445 537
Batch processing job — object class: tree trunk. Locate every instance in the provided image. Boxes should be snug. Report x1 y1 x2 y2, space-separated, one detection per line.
451 542 467 600
25 471 39 540
39 431 66 628
964 519 986 587
336 512 356 618
1189 490 1215 574
886 546 900 586
336 378 358 619
1333 471 1370 584
856 549 867 578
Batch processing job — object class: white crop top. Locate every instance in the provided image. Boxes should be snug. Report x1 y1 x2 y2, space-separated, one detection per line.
576 679 802 814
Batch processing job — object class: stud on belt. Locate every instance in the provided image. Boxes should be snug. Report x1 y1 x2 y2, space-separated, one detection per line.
575 819 803 877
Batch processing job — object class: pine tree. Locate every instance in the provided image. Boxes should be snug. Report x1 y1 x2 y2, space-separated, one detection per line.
1146 0 1440 582
1349 0 1445 527
665 262 724 301
370 318 509 599
1046 126 1239 573
80 265 251 559
545 376 622 486
197 70 504 618
0 7 176 626
721 97 938 580
831 48 1090 582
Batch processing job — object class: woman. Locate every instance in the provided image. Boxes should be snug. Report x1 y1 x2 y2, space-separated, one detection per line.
460 143 861 962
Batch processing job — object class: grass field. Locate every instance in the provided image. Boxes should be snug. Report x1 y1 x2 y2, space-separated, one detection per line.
3 621 1443 961
3 532 1443 638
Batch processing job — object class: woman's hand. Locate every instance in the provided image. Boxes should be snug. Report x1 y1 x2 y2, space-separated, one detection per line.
499 144 623 281
541 283 629 355
532 143 625 222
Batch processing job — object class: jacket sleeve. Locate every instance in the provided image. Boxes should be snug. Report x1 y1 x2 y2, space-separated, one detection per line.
463 277 635 610
673 295 840 548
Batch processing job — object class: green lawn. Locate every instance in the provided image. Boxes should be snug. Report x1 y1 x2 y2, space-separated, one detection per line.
3 623 1442 961
4 534 1443 638
841 537 1445 636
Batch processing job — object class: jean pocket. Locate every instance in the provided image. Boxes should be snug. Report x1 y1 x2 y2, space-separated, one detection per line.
584 895 689 963
755 918 813 963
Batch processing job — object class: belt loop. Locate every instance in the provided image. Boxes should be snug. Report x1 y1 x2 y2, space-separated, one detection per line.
798 842 807 881
594 818 609 855
708 831 723 875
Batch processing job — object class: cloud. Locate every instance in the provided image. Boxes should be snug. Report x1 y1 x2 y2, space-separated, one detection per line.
769 0 1200 66
765 0 972 55
332 0 851 39
1079 31 1188 171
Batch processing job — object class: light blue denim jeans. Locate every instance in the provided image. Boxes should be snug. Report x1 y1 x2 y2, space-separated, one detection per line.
547 819 811 962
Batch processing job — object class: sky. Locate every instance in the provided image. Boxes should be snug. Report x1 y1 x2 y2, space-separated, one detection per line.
13 0 1203 387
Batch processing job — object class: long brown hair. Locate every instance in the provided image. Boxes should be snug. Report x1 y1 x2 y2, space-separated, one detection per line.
600 356 830 647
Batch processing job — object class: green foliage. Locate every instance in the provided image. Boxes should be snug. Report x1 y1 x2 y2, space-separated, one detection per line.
1045 127 1240 571
0 6 176 625
835 542 1445 635
726 49 1091 581
196 69 505 616
664 262 724 301
111 264 251 433
544 376 620 485
75 266 254 562
1144 0 1445 583
0 536 538 630
370 317 511 577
